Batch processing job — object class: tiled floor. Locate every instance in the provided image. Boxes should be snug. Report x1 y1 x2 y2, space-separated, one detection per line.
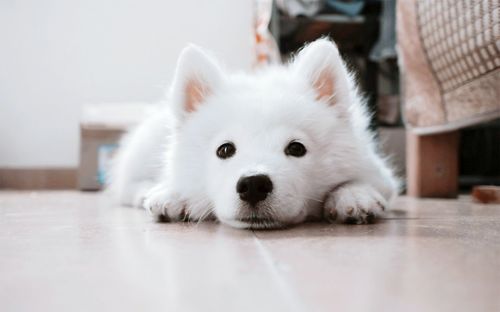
0 191 499 312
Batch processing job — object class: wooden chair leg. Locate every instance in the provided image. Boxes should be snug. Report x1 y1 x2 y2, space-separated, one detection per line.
406 130 460 198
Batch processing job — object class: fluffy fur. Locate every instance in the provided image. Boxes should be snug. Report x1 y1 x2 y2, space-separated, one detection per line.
108 38 399 229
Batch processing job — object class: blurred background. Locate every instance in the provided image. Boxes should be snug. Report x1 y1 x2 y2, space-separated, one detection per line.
0 0 253 169
0 0 499 199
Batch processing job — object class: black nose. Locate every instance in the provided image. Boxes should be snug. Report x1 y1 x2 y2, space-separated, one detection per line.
236 174 273 206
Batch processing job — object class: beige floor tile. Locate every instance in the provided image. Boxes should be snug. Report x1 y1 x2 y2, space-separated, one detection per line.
0 192 499 312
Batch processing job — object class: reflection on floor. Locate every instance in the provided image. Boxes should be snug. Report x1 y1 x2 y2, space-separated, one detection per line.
1 191 499 312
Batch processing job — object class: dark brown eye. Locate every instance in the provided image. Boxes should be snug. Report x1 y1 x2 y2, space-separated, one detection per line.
216 142 236 159
285 141 307 157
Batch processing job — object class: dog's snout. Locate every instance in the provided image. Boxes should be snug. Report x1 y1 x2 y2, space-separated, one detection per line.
236 174 273 206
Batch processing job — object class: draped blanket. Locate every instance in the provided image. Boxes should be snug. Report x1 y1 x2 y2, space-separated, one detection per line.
397 0 500 134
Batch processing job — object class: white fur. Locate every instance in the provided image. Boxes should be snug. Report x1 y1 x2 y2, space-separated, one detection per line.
108 39 399 229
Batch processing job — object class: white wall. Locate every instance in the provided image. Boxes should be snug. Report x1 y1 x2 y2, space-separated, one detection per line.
0 0 253 168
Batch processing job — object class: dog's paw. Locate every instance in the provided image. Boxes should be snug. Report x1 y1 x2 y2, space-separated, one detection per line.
143 185 187 221
324 183 387 224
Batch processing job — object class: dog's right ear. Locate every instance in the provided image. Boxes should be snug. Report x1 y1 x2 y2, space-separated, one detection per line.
170 45 224 120
290 38 352 107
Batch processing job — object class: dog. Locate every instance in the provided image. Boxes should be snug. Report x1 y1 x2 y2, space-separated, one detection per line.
108 38 399 229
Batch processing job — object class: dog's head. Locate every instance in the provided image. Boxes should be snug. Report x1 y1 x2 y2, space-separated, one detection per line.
167 39 360 229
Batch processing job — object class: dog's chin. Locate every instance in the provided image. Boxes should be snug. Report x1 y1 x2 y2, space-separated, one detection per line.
216 200 304 230
220 204 285 229
221 217 285 230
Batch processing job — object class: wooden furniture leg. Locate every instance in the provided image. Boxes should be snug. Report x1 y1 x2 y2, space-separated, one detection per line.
406 130 460 198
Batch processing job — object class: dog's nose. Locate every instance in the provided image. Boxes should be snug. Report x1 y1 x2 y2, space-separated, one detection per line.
236 174 273 206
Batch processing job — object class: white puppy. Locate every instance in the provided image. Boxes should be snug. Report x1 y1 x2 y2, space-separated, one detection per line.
109 38 399 229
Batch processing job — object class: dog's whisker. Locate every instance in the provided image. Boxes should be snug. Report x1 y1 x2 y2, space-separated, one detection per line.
195 207 214 225
303 196 324 203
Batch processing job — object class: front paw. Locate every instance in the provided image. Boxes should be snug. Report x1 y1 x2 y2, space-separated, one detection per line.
324 183 387 224
143 186 187 221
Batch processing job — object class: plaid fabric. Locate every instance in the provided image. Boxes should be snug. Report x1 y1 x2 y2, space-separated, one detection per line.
398 0 500 133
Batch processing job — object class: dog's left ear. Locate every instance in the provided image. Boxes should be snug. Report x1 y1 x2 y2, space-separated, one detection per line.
170 45 224 120
290 38 351 106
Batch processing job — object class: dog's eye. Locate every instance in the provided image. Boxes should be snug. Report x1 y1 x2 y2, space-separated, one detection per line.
285 141 307 157
216 142 236 159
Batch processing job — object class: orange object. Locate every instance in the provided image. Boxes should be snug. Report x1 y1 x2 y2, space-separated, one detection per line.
472 186 500 204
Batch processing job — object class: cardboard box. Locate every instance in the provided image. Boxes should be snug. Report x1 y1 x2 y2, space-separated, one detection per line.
78 103 154 190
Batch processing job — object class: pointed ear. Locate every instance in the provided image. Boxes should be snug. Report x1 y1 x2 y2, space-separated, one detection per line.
290 38 351 105
170 45 224 119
